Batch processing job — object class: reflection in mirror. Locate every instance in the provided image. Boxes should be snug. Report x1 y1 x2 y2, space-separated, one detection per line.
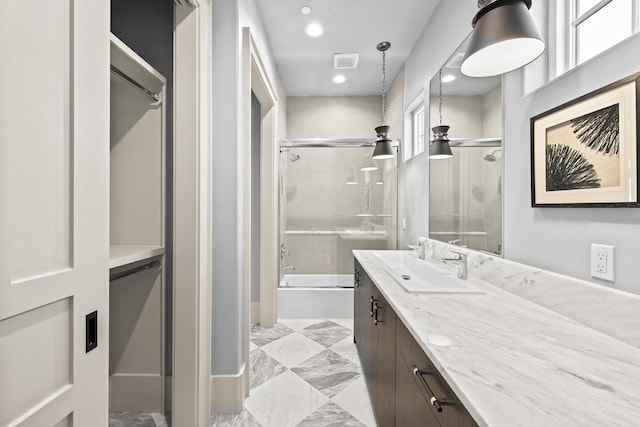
428 35 503 255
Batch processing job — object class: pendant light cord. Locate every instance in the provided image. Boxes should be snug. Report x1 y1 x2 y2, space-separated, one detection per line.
381 50 386 125
438 69 443 125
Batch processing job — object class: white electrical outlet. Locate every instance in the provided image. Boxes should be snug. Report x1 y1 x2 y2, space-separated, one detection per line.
591 244 615 282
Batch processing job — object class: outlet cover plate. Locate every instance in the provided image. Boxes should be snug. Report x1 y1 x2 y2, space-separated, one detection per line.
591 244 615 282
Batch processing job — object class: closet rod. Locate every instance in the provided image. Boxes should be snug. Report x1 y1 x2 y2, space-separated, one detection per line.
110 65 161 103
110 260 161 281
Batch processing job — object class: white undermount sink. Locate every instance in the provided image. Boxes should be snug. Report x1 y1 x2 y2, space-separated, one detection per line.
371 251 484 294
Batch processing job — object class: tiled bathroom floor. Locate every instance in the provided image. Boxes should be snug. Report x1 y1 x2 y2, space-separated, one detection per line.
110 318 376 427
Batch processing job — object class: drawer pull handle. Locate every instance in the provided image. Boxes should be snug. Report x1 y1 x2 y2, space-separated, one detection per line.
373 301 379 325
413 366 449 413
370 296 377 317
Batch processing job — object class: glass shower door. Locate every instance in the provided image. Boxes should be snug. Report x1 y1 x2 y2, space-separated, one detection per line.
429 146 502 254
279 144 398 286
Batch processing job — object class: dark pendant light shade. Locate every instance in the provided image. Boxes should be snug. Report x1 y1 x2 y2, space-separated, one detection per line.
372 42 396 160
460 0 545 77
372 125 395 160
429 125 453 159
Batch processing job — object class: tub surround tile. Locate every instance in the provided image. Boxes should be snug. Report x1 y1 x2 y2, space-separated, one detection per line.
210 409 261 427
261 332 326 368
250 323 294 347
291 349 361 398
354 249 640 427
425 239 640 349
249 349 287 390
244 371 329 427
301 320 352 348
296 402 366 427
331 377 377 427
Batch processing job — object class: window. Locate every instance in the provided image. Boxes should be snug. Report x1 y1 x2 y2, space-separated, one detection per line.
568 0 640 68
412 105 425 157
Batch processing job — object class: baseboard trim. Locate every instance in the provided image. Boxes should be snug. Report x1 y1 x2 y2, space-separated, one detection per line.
110 373 163 413
210 365 246 414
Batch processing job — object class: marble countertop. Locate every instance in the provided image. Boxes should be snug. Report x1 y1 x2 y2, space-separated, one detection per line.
353 250 640 427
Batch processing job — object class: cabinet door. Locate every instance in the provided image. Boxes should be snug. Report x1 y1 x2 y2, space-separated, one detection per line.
0 1 110 426
354 262 377 406
374 294 396 427
396 349 440 427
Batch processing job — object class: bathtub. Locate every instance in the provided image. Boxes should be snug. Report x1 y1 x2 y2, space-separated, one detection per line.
277 274 354 318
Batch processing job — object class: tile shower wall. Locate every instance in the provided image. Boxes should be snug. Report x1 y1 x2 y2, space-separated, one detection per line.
282 146 392 275
283 95 401 276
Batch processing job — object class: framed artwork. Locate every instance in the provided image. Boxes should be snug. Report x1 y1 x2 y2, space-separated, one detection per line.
531 72 640 207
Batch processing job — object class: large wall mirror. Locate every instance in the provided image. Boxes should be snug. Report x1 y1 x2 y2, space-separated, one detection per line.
428 35 503 255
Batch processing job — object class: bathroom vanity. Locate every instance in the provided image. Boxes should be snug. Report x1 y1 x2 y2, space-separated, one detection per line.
353 249 640 427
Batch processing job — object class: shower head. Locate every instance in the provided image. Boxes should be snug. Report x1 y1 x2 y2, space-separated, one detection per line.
484 149 501 162
289 152 301 162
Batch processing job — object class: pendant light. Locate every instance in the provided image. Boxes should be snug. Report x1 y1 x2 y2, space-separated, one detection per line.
372 41 395 160
429 69 453 159
460 0 545 77
360 153 378 171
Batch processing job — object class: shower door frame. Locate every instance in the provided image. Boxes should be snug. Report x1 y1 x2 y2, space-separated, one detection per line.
278 138 400 280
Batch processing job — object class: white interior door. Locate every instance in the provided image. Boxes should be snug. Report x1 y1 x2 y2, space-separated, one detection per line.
0 1 110 426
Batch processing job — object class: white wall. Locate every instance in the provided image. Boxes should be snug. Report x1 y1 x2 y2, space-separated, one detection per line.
402 0 640 295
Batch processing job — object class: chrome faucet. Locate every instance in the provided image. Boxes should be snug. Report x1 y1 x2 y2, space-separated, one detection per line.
442 251 468 280
417 237 428 260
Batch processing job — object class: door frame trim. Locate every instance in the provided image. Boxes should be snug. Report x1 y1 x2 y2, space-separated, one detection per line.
173 2 213 426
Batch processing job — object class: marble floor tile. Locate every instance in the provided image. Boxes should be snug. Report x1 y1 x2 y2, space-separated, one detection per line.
327 318 354 331
261 332 326 368
210 408 261 427
278 318 323 331
301 320 352 348
329 335 360 365
250 340 259 352
296 401 366 427
151 413 169 427
332 377 377 427
250 323 294 347
250 348 287 390
109 412 157 427
245 371 329 427
291 349 361 398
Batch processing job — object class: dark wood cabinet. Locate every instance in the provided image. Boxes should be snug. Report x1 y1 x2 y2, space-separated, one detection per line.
355 260 478 427
354 260 396 427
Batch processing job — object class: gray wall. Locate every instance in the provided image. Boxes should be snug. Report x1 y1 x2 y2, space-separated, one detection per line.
211 0 281 376
402 0 640 295
111 0 174 374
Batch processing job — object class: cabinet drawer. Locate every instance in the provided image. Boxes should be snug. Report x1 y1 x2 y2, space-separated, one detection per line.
396 321 478 427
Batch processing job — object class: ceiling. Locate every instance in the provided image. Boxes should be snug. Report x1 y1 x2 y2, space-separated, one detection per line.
255 0 441 97
428 36 502 97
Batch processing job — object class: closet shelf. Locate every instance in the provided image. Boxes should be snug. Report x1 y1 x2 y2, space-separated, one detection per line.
109 245 165 269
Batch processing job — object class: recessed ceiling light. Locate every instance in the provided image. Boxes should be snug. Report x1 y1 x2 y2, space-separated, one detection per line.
300 6 311 15
442 74 456 83
332 74 347 84
304 22 324 38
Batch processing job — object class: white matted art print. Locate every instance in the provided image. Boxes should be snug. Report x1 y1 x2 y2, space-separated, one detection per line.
531 73 639 207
